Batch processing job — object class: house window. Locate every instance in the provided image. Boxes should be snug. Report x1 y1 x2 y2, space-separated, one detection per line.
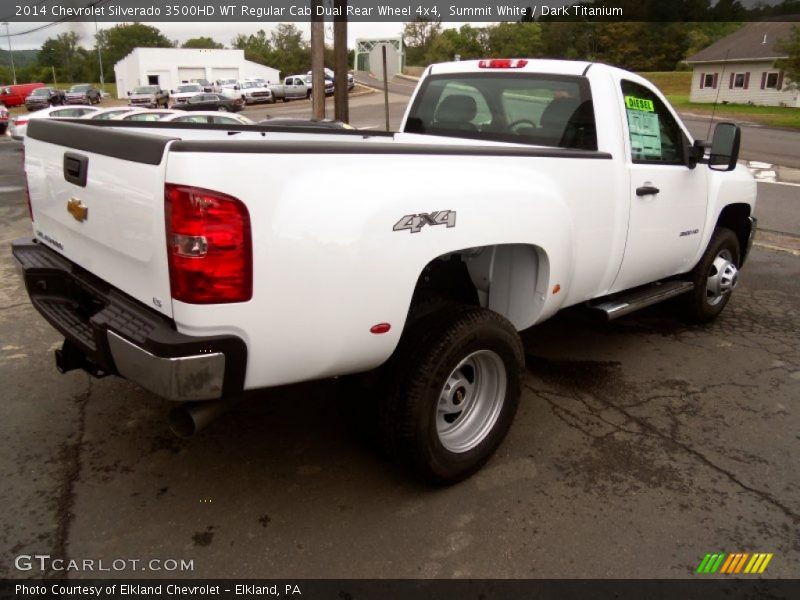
766 72 779 89
733 73 746 88
703 73 715 89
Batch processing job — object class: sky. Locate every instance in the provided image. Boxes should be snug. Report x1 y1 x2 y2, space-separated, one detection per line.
3 21 417 51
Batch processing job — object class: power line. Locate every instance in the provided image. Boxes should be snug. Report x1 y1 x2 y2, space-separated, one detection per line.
4 0 112 38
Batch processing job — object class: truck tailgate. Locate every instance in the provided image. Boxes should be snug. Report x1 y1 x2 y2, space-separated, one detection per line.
24 119 176 317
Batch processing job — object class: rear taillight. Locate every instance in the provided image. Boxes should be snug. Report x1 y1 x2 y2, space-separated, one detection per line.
14 118 28 126
478 59 528 69
165 184 252 304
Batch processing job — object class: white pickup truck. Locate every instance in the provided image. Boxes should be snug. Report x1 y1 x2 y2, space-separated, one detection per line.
13 59 756 484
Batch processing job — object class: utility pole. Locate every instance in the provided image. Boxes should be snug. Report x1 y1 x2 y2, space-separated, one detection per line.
310 0 325 120
3 22 16 84
92 4 105 91
333 0 348 123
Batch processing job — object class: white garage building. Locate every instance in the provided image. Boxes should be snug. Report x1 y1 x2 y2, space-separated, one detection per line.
114 48 280 98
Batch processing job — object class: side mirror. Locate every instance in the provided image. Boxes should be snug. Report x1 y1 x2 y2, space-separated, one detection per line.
170 89 174 94
127 91 131 96
708 122 741 172
234 85 240 91
686 139 706 170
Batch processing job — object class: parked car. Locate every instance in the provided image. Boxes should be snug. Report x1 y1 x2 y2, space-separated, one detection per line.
9 104 99 139
81 107 139 120
162 111 253 126
115 109 177 121
14 59 757 484
308 69 353 91
65 84 101 105
170 83 204 107
25 87 65 111
191 79 214 92
173 93 244 112
269 75 313 102
212 78 239 95
0 83 44 108
303 74 335 96
0 103 8 134
238 80 274 105
128 85 169 109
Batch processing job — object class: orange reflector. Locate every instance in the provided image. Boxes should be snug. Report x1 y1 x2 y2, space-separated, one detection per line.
552 284 561 295
370 323 391 334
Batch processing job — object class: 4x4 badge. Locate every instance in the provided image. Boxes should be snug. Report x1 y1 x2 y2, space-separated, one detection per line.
393 210 456 234
67 197 88 223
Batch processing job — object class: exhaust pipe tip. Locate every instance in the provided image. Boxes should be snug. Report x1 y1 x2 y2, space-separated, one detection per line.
168 405 198 438
168 401 235 439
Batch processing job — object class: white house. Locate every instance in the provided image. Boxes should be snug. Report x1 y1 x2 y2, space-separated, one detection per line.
113 48 280 98
686 22 798 108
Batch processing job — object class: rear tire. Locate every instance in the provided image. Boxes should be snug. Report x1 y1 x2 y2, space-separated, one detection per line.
218 105 228 112
684 227 741 323
379 306 524 484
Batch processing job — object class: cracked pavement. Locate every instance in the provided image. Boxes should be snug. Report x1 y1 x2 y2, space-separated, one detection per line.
1 135 798 579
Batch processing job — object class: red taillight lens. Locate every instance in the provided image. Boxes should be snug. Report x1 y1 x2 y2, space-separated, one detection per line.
478 59 528 69
15 118 28 126
165 184 252 304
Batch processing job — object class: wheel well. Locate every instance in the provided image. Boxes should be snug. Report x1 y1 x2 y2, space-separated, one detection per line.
407 244 549 330
716 204 752 262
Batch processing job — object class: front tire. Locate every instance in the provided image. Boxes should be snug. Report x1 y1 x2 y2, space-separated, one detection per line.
685 227 741 323
380 306 524 484
217 105 228 112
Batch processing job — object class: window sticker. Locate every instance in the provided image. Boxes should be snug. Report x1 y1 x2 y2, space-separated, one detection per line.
625 96 654 112
627 109 662 159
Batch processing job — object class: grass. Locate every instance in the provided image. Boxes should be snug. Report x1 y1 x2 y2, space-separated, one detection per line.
638 71 800 130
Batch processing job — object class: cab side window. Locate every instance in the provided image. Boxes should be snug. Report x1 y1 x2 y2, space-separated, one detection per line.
621 80 684 165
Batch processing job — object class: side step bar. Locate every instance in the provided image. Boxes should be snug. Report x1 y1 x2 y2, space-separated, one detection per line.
590 281 694 321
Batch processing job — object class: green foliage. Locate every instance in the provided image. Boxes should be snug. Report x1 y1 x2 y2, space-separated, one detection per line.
403 20 755 73
232 24 311 79
95 23 174 82
776 25 800 90
38 32 94 83
485 23 543 59
182 37 224 49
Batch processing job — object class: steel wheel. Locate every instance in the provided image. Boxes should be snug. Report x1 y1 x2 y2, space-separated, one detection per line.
436 350 507 454
705 249 739 307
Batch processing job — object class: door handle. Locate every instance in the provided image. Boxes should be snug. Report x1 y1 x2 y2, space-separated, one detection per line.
636 185 660 196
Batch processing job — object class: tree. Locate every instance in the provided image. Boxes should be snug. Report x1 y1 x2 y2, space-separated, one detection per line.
776 25 800 90
403 18 442 65
269 24 311 77
425 25 487 64
485 23 543 58
38 32 90 83
232 29 271 64
95 23 173 82
182 37 224 49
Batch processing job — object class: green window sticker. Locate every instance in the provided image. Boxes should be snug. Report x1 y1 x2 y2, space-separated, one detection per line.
625 96 654 112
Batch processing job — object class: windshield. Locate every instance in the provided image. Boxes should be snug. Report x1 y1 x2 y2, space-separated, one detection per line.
241 82 260 89
176 85 201 93
69 85 90 92
31 88 51 97
133 86 159 94
405 73 597 150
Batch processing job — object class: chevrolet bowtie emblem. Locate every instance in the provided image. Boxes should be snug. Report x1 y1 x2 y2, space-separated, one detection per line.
67 197 88 222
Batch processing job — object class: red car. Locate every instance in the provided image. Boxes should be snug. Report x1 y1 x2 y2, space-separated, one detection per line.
0 83 45 108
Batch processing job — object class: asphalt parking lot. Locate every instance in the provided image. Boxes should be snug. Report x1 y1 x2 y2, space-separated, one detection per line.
1 103 799 579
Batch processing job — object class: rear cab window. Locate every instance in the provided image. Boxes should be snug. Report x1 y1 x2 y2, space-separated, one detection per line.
405 72 597 150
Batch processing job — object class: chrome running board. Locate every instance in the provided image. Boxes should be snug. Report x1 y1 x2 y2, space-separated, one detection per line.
591 281 695 321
